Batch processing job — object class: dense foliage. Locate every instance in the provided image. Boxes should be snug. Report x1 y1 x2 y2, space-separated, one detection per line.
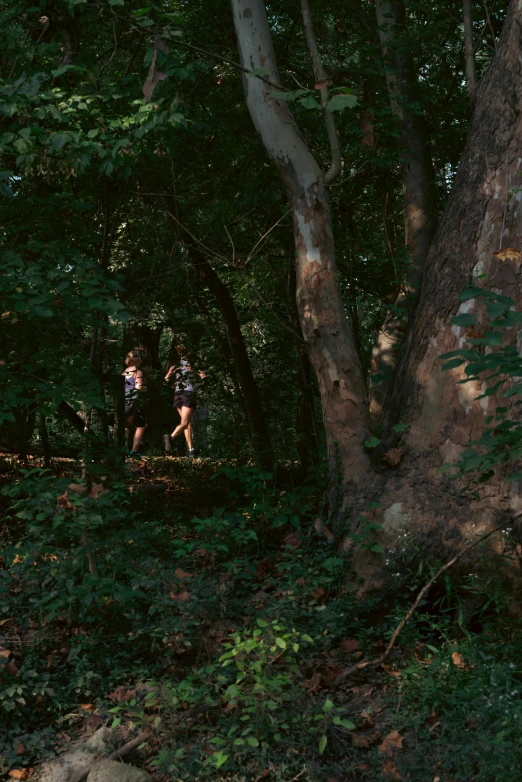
2 1 521 781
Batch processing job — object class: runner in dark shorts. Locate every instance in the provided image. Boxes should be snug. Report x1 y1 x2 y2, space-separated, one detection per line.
164 344 204 457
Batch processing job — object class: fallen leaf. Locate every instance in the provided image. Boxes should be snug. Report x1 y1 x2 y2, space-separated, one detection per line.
56 491 72 509
78 703 95 712
6 658 19 676
315 80 328 90
350 729 382 748
492 247 522 262
340 639 359 653
8 771 34 780
175 567 193 580
311 586 326 601
302 672 321 691
108 686 137 703
319 666 344 687
83 714 103 734
378 730 404 756
89 483 107 499
0 646 11 658
451 651 465 668
383 448 404 467
15 742 25 755
169 590 190 603
382 759 402 780
252 590 269 603
255 558 273 579
383 664 401 678
68 483 86 494
281 532 301 550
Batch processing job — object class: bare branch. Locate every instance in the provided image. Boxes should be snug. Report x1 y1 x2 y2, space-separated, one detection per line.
332 514 520 688
300 0 341 184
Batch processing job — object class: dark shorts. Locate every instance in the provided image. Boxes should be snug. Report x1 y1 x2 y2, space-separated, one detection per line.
125 402 148 428
174 392 196 410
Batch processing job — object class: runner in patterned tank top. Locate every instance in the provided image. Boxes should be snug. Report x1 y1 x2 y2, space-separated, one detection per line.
123 349 147 457
163 343 204 457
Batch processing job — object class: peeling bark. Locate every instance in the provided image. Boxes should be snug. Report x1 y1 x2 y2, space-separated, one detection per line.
231 0 373 504
355 0 522 592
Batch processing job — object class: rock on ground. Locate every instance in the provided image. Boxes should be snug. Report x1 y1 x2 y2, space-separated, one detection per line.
34 729 152 782
87 759 151 782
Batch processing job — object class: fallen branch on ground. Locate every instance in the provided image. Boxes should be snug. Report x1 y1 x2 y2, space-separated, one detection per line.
332 514 520 688
69 731 152 782
68 705 214 782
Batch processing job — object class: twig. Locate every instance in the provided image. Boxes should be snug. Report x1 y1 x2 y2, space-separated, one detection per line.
332 514 520 688
69 731 152 782
300 0 341 184
167 37 287 92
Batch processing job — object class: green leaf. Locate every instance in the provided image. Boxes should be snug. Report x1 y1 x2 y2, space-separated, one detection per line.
459 286 484 301
392 423 410 433
322 698 334 713
272 514 288 528
275 637 287 650
327 94 358 111
109 0 124 4
370 544 385 554
256 618 268 627
452 313 476 326
364 437 381 449
299 96 321 110
318 735 327 754
340 719 356 730
246 737 259 747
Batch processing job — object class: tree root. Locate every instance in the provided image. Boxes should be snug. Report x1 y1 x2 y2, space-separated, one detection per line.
332 514 520 688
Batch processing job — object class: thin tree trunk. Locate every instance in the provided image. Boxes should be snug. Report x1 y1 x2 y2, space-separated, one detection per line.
188 247 273 469
285 261 318 464
371 0 439 420
463 0 477 105
38 414 52 469
231 0 373 508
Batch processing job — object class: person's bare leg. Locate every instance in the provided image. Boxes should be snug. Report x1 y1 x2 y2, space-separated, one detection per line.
132 426 146 452
183 422 194 451
170 406 193 440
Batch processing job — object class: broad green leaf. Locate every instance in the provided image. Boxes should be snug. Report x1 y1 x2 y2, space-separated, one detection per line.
327 94 358 111
318 735 327 754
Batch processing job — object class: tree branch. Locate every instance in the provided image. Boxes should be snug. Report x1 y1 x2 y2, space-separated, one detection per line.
332 514 520 688
300 0 341 183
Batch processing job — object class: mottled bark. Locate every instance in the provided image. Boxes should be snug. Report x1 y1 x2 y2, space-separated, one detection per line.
231 0 373 503
355 0 522 591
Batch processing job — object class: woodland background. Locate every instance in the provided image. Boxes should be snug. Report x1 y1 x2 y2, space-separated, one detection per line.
2 1 522 781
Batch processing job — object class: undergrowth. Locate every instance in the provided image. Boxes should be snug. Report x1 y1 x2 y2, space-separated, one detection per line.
1 456 521 781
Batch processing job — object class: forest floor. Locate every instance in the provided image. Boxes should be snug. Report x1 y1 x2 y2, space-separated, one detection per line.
1 454 522 781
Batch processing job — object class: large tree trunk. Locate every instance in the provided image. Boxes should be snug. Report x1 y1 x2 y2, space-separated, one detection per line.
356 0 522 589
231 0 373 505
371 0 439 419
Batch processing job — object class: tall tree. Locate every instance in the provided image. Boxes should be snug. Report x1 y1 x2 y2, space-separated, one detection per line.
230 0 373 505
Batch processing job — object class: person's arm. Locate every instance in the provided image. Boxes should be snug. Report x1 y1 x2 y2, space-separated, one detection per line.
164 365 180 382
135 369 144 390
